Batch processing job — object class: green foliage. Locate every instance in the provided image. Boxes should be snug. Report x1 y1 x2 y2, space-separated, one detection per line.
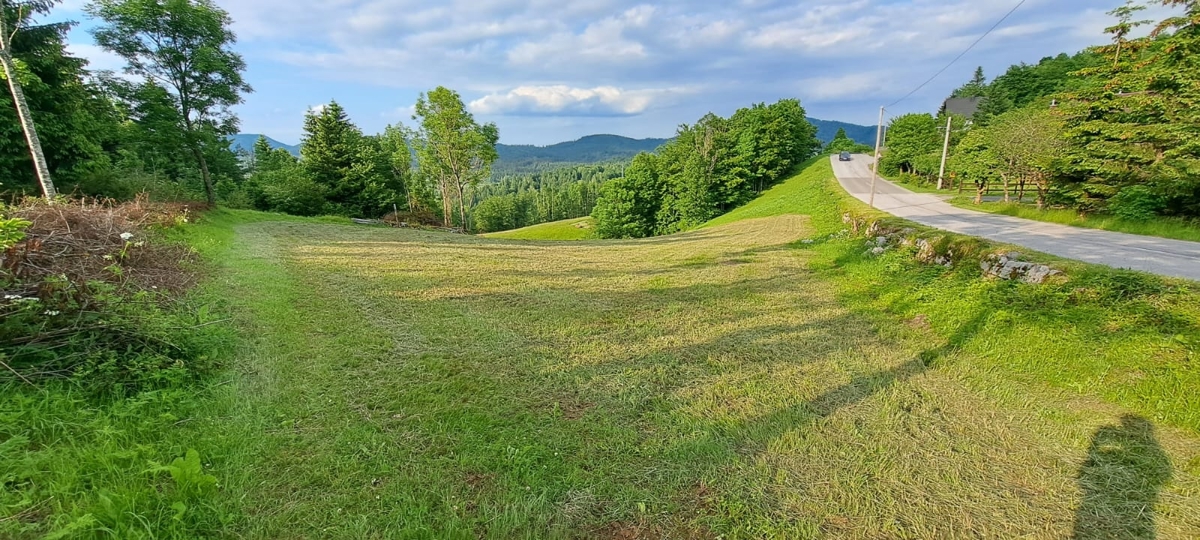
951 66 988 98
648 99 819 234
472 162 620 233
972 52 1101 122
591 153 662 238
1059 0 1200 216
0 214 30 249
414 86 499 230
880 113 940 177
89 0 252 205
248 165 329 217
0 2 118 196
824 127 873 154
1109 185 1167 221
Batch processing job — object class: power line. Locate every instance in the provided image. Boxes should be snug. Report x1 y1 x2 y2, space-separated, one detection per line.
886 0 1029 108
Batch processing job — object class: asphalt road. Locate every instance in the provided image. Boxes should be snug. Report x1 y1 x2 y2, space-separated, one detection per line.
831 154 1200 282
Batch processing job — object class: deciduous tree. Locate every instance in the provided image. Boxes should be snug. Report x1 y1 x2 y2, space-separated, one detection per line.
413 87 498 230
89 0 251 206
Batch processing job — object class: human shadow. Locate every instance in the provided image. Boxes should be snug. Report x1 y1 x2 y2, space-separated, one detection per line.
1073 415 1172 540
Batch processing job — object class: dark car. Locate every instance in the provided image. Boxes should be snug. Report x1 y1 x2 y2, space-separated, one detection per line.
839 151 852 161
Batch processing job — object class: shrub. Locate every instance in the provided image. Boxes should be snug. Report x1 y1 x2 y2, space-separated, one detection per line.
1109 185 1165 221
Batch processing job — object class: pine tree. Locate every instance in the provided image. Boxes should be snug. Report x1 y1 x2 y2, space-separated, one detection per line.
300 101 360 199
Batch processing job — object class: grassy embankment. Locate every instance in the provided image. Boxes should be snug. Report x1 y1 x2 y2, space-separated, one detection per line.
482 216 596 240
5 161 1200 538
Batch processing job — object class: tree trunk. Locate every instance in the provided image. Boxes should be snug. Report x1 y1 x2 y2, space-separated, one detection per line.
1001 173 1010 203
190 145 217 206
975 181 986 205
1018 178 1026 203
439 175 454 227
0 43 57 200
456 183 468 232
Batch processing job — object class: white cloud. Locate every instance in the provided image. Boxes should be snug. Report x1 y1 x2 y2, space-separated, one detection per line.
204 0 1189 143
469 85 685 116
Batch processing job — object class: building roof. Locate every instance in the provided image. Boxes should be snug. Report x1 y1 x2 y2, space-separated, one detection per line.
941 97 984 118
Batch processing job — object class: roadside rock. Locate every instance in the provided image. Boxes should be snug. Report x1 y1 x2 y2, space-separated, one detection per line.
981 253 1062 284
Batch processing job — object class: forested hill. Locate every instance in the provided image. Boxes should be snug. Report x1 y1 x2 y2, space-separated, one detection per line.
496 135 669 166
808 118 875 146
229 134 300 157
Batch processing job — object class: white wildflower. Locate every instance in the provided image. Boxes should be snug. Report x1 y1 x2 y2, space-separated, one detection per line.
103 254 114 261
45 310 60 316
3 294 20 300
120 232 134 241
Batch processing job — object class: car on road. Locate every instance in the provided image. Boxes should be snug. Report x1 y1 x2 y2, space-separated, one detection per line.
839 152 852 161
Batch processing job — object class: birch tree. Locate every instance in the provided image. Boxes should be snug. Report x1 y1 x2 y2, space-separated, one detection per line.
0 0 57 199
413 87 498 230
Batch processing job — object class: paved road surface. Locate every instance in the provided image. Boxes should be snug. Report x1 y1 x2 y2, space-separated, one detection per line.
831 154 1200 282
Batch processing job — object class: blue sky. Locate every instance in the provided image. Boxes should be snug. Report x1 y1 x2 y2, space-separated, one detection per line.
53 0 1174 145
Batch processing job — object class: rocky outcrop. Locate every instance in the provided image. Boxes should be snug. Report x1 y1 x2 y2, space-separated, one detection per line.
980 252 1062 284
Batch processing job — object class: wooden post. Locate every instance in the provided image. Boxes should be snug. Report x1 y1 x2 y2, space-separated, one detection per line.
937 115 952 190
870 106 884 208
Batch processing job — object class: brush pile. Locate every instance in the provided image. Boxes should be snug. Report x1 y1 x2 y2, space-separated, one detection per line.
1 196 222 387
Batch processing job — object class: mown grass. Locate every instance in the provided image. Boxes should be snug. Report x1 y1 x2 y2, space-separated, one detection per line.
6 164 1200 538
482 217 596 240
947 198 1200 243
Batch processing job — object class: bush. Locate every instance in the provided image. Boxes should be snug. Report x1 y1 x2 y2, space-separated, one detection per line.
250 168 330 217
1109 185 1166 221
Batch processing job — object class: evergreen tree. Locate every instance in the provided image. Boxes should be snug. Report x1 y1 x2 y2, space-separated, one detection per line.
300 101 360 200
951 67 988 98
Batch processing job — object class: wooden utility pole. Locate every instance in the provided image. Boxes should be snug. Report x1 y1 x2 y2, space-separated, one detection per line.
0 8 56 200
937 115 952 190
870 106 884 208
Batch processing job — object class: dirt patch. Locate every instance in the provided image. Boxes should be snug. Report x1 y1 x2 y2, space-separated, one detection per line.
906 314 932 331
560 399 596 420
591 521 657 540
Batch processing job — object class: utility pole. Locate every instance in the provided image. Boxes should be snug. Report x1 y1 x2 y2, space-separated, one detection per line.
937 115 952 190
870 106 884 208
0 7 56 200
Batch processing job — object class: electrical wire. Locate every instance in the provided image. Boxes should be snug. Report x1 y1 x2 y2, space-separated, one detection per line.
885 0 1029 108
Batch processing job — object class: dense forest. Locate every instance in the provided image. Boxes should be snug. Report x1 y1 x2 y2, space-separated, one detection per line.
884 1 1200 220
590 99 820 238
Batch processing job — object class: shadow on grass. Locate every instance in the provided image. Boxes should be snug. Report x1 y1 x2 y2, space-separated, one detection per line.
1072 415 1171 540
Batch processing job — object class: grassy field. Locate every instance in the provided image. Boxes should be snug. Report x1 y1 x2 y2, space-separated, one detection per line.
482 217 596 240
5 162 1200 538
945 198 1200 243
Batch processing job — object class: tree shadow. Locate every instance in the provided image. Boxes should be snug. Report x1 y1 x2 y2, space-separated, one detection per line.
1073 415 1172 540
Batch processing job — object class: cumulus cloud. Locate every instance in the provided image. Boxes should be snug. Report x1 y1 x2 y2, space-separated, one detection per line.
469 85 685 116
138 0 1186 143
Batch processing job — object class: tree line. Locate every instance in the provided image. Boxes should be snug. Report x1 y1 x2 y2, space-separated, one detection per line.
590 99 820 239
884 0 1200 221
2 0 502 230
472 163 625 233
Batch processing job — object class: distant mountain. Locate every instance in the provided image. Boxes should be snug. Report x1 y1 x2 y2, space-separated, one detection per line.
497 134 669 165
808 118 875 146
229 134 300 157
231 119 873 170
